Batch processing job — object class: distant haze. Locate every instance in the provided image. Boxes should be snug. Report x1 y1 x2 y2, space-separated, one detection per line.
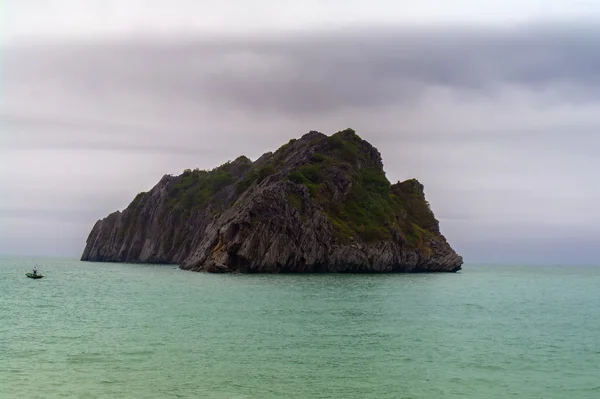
2 1 600 264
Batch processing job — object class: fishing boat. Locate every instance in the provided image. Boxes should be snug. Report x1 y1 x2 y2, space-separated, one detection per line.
26 273 43 279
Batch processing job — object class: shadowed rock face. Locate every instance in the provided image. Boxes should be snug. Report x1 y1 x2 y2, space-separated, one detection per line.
82 129 463 273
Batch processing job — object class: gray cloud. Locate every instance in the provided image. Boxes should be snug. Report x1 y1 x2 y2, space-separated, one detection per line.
7 0 600 45
2 113 221 154
6 24 600 117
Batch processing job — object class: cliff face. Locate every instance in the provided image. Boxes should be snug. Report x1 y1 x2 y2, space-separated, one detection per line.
82 129 463 273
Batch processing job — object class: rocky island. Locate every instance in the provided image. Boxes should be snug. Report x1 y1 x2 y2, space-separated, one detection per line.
82 129 463 273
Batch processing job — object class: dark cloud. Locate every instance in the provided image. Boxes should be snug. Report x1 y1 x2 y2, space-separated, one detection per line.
5 24 600 116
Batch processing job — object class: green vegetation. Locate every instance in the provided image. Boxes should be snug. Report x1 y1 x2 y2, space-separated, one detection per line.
167 166 235 211
283 128 437 247
235 164 277 195
310 153 326 163
321 170 437 245
321 166 392 242
234 155 252 164
391 180 439 234
287 193 303 212
230 156 253 175
235 172 257 195
257 165 276 182
296 165 324 184
128 192 146 208
288 164 323 198
326 129 362 163
165 153 280 212
269 138 299 166
288 170 307 185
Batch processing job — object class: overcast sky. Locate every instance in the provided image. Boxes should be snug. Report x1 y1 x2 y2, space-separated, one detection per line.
2 1 600 264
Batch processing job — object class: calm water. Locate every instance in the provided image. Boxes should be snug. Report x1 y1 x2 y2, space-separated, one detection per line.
1 257 599 398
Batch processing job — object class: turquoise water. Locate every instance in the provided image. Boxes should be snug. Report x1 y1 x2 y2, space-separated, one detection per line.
1 257 599 398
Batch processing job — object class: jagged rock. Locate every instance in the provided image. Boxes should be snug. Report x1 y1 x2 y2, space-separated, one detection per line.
82 129 463 273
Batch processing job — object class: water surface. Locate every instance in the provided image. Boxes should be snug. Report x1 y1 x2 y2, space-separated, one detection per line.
1 257 599 398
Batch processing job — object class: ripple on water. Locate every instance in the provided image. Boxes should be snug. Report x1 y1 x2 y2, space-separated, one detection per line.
1 259 600 398
66 353 115 365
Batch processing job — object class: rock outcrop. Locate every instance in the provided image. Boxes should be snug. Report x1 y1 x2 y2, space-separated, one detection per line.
82 129 463 273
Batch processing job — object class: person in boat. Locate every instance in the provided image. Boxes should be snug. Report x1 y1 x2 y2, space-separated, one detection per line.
33 267 37 276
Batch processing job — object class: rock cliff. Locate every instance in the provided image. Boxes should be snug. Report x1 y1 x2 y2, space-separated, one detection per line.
82 129 463 273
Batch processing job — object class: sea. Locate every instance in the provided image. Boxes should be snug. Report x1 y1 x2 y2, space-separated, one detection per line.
1 257 599 398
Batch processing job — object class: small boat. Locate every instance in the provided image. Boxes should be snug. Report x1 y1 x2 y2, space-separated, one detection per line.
26 273 43 279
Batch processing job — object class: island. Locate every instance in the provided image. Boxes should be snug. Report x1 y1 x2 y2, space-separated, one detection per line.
82 129 463 273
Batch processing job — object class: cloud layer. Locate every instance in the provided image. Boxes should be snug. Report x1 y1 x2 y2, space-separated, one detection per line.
6 25 600 114
6 0 600 43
